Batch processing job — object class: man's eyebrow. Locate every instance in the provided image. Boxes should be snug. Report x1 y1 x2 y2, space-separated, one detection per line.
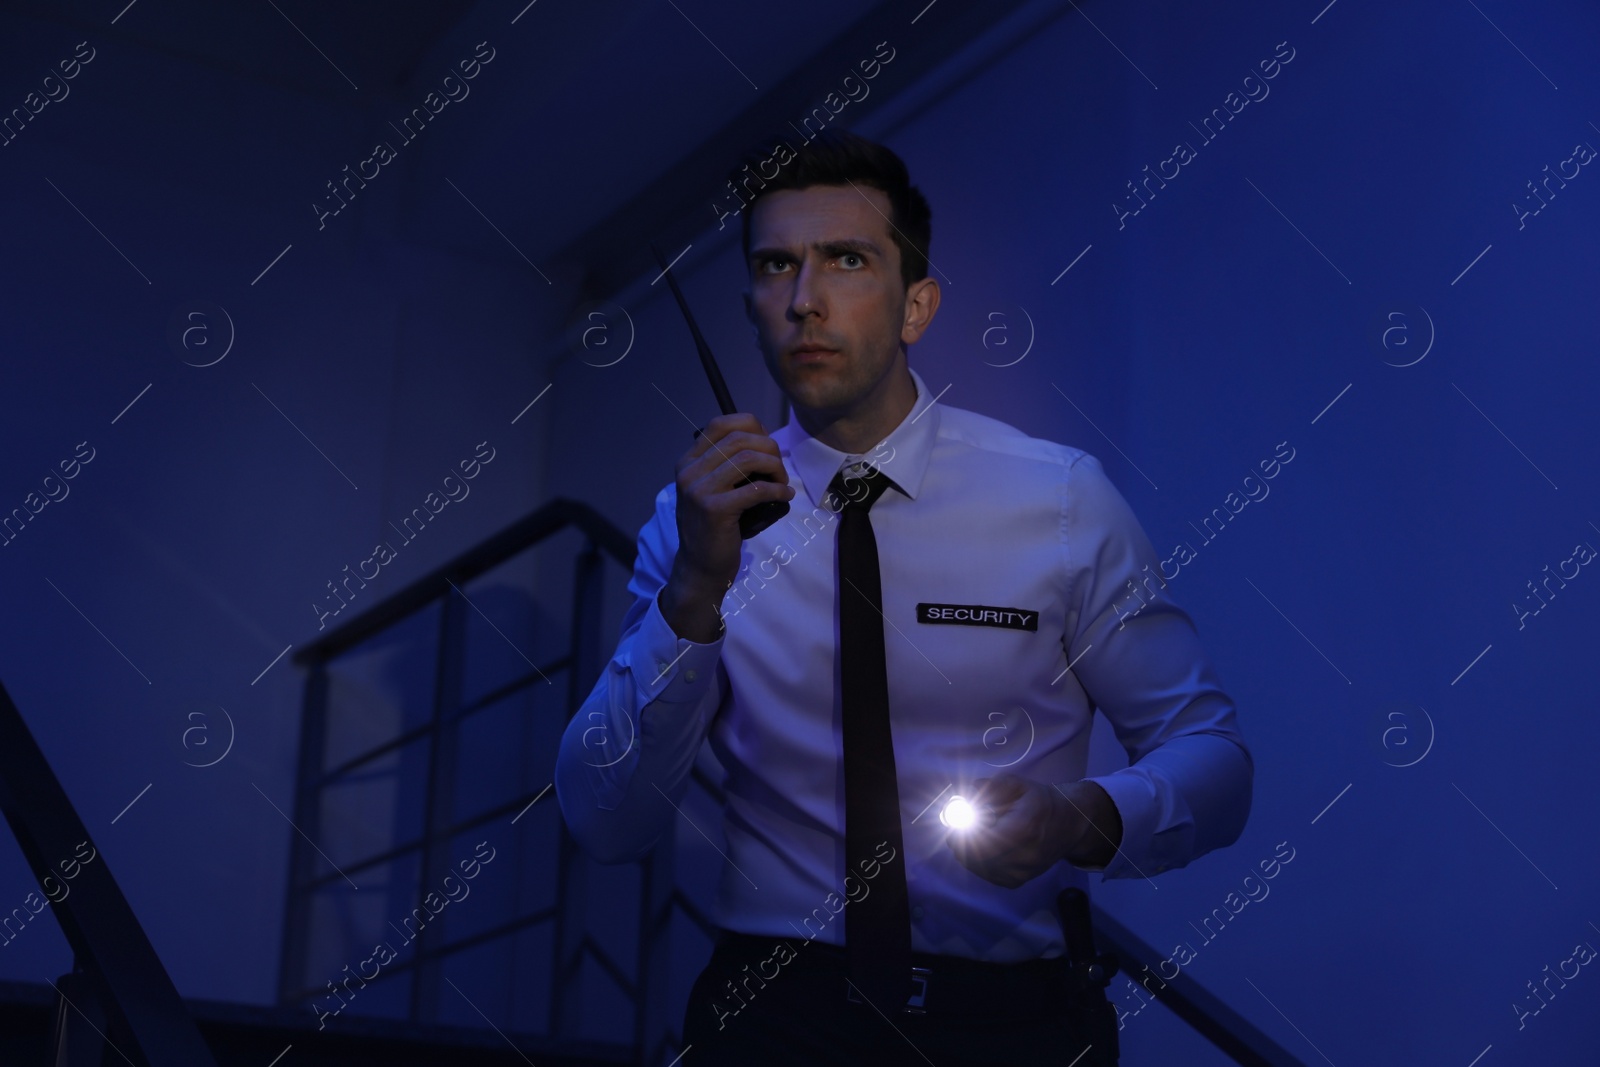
749 237 886 260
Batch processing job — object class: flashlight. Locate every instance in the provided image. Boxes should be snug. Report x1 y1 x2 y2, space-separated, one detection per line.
939 795 986 830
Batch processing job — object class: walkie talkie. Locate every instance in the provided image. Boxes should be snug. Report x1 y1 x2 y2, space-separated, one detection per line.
651 243 790 540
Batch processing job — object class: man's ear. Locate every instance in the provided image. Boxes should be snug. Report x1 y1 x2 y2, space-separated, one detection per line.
901 277 941 346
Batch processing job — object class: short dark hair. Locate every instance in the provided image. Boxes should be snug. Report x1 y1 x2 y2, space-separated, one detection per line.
733 129 932 292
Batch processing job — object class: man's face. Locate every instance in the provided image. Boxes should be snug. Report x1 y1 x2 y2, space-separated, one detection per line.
743 184 921 419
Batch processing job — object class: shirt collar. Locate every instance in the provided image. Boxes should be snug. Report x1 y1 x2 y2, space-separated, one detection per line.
773 365 942 509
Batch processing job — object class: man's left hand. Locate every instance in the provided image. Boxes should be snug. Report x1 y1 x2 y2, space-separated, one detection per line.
946 774 1123 889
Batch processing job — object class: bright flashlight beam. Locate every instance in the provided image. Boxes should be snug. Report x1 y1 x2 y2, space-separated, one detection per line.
940 795 979 830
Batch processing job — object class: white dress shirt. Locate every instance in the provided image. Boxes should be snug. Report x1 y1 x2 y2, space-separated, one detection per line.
555 366 1253 962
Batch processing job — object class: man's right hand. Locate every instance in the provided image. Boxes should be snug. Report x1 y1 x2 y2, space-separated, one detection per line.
658 413 795 643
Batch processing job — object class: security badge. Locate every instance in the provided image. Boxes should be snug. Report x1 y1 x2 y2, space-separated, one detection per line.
915 603 1039 632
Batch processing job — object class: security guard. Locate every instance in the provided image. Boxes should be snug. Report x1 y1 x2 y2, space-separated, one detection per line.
556 129 1252 1066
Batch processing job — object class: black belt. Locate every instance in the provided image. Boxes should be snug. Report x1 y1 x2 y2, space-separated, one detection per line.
714 930 1080 1019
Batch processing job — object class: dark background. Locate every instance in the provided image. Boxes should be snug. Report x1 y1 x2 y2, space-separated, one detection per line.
0 0 1596 1063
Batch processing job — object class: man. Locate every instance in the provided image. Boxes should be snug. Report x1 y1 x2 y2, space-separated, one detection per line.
555 130 1253 1065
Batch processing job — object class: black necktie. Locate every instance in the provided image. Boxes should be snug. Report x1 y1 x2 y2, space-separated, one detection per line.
830 462 913 1012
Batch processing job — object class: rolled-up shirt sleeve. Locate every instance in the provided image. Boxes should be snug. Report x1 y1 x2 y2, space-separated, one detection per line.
1058 453 1254 881
555 484 726 864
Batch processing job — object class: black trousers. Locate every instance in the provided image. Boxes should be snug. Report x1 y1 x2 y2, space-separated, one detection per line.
681 930 1119 1067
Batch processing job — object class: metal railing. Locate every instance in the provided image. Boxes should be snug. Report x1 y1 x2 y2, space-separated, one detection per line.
280 497 696 1063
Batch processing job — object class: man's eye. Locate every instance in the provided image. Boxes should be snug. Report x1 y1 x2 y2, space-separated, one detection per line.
759 259 791 274
839 253 864 269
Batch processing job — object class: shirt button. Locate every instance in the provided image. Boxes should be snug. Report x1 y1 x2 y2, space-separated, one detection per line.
656 662 668 674
684 669 698 683
911 906 925 920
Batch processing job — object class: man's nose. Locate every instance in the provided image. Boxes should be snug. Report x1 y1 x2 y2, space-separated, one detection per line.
788 258 825 319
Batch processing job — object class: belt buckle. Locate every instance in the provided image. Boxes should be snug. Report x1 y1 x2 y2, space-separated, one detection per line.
846 966 932 1014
